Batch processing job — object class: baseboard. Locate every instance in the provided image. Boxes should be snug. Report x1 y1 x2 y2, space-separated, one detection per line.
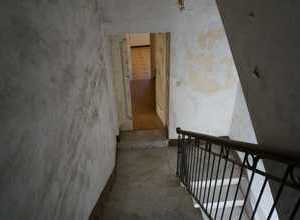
89 150 118 220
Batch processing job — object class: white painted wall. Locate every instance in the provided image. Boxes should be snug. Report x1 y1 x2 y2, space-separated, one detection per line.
104 0 239 138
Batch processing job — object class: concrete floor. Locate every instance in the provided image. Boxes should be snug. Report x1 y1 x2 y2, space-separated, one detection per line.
102 147 202 220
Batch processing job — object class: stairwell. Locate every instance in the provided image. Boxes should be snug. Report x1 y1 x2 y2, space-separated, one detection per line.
99 130 202 220
187 144 252 219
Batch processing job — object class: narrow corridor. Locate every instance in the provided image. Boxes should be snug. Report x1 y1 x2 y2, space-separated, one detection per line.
101 147 201 219
130 46 164 130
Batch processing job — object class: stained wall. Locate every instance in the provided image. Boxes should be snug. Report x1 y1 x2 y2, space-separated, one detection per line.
0 0 118 219
104 0 239 138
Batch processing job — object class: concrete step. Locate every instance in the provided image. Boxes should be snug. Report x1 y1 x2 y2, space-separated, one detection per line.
184 150 243 181
193 198 244 209
118 129 168 149
193 198 250 220
190 177 241 188
187 176 251 220
189 177 247 203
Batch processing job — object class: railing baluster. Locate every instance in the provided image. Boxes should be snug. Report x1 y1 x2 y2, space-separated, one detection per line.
250 177 268 220
193 138 201 197
209 145 222 216
215 146 229 219
206 154 216 210
197 147 204 200
181 135 186 184
187 136 192 191
238 156 258 220
182 135 187 186
178 134 182 181
229 153 247 219
185 135 190 187
176 133 181 177
220 161 235 219
201 142 209 203
203 143 211 206
267 166 290 220
191 138 198 195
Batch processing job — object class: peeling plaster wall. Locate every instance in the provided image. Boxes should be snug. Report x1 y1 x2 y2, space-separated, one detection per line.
0 0 117 219
104 0 239 138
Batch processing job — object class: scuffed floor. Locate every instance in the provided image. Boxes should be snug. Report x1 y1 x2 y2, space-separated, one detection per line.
101 147 202 220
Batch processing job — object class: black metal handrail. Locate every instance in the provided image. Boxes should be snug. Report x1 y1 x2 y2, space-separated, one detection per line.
176 127 300 220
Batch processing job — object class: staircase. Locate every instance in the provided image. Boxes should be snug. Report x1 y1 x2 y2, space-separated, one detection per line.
100 129 202 220
183 141 251 219
190 157 251 219
176 128 300 220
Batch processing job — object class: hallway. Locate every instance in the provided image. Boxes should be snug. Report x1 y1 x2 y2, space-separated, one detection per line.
130 46 164 130
101 147 201 219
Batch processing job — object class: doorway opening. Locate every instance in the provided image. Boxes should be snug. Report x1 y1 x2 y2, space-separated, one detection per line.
109 32 170 134
128 33 170 131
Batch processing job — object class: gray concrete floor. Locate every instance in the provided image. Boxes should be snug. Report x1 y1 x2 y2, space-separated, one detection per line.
102 147 202 220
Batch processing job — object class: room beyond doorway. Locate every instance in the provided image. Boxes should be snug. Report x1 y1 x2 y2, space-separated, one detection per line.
130 46 163 129
128 33 170 131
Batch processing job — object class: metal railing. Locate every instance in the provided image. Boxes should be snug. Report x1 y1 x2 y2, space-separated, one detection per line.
176 128 300 220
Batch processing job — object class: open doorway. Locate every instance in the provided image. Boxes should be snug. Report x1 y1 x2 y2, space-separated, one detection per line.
127 33 170 131
127 33 168 130
110 32 170 133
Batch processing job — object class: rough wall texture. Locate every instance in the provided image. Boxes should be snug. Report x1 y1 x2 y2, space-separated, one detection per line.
0 0 117 219
103 0 239 138
217 0 300 155
229 85 278 220
230 84 257 144
218 1 300 218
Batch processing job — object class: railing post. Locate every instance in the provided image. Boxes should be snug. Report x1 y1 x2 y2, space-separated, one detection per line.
176 131 181 177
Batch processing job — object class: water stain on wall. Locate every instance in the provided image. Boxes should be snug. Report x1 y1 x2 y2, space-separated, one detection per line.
184 29 236 94
198 28 224 50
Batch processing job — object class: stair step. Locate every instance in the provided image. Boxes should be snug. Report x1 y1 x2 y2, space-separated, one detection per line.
118 140 168 148
190 177 241 188
118 129 168 148
193 198 250 220
193 198 244 209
